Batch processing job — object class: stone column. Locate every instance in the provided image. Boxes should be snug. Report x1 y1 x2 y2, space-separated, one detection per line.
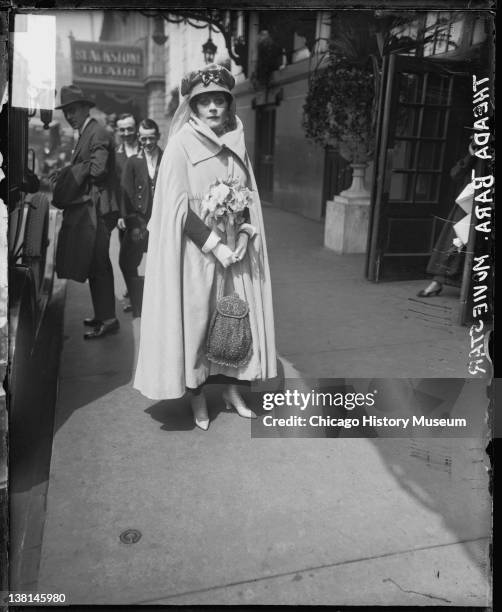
247 11 260 79
146 79 168 147
145 30 167 147
324 163 370 254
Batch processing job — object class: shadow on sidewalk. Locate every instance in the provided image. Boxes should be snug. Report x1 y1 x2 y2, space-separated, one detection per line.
355 379 490 575
52 281 135 435
144 362 286 432
369 435 490 575
144 384 267 432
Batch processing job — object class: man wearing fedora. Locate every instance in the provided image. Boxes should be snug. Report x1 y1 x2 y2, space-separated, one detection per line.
52 84 120 339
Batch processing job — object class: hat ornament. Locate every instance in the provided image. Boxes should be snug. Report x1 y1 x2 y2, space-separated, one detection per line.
199 68 223 87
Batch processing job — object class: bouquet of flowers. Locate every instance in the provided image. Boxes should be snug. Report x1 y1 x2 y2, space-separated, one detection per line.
201 178 253 249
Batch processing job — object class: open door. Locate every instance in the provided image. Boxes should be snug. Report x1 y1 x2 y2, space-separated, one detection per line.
366 54 471 281
254 104 276 202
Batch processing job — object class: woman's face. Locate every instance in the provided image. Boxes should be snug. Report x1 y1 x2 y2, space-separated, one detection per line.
194 93 229 133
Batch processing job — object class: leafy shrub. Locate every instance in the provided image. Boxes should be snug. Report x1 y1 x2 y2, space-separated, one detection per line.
303 55 375 163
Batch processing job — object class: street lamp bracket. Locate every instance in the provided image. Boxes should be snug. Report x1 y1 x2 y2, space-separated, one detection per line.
142 9 248 75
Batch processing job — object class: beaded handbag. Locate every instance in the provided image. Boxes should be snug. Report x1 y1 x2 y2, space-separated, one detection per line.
206 271 252 368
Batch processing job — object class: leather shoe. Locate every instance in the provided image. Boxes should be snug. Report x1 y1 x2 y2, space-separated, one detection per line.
416 282 443 298
416 287 442 297
223 386 257 419
83 318 101 327
84 319 120 340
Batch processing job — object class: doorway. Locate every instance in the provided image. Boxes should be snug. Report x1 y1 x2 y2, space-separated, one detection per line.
366 54 472 282
254 104 276 202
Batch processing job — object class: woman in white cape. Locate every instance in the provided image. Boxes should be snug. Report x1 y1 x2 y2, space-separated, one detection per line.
134 64 277 429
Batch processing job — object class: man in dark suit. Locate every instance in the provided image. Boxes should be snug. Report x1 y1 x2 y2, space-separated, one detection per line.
52 85 120 339
119 118 163 318
115 113 140 184
115 113 140 310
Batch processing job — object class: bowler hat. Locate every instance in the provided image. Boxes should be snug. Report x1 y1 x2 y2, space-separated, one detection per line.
181 64 235 101
56 85 95 110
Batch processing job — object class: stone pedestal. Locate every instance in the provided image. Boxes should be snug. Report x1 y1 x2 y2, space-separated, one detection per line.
324 163 370 254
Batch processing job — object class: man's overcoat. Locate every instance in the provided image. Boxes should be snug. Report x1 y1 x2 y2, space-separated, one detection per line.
54 118 118 282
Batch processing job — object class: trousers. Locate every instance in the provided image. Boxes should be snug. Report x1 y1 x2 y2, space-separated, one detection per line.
119 229 148 317
88 214 117 321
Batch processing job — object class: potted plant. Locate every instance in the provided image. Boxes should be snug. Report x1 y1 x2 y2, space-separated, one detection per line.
251 30 283 90
305 55 375 200
303 10 464 195
302 11 381 252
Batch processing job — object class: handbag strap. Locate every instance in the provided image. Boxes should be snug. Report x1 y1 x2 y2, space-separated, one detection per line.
217 261 246 301
218 267 228 300
234 260 246 299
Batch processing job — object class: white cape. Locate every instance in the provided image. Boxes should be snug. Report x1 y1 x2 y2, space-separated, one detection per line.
134 116 277 399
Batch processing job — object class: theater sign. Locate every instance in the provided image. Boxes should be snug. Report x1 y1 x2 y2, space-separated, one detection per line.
70 38 147 116
71 40 144 86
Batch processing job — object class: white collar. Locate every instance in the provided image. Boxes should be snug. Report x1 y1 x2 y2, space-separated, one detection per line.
144 147 159 160
145 148 159 178
181 116 247 167
124 141 139 157
117 141 140 156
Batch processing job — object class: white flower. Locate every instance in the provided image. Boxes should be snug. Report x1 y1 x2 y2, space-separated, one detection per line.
452 237 464 249
201 193 215 213
202 179 252 224
230 186 253 212
230 189 245 212
212 182 231 204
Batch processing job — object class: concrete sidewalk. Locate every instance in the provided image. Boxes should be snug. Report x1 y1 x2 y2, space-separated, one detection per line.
37 206 491 605
264 205 470 379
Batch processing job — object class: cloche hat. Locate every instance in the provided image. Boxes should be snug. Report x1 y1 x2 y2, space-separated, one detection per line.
56 84 95 110
181 64 235 101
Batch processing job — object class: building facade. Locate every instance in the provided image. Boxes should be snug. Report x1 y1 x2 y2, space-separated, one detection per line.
156 11 333 219
64 11 169 145
232 10 333 220
149 9 491 296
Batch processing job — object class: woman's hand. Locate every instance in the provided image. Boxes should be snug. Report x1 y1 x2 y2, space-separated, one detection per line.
233 232 249 262
213 242 238 268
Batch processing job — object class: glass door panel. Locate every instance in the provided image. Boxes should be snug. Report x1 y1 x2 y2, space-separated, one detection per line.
417 142 443 170
367 54 471 281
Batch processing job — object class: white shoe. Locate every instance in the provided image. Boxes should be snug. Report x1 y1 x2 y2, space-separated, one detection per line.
223 385 257 419
190 392 209 431
195 418 209 431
